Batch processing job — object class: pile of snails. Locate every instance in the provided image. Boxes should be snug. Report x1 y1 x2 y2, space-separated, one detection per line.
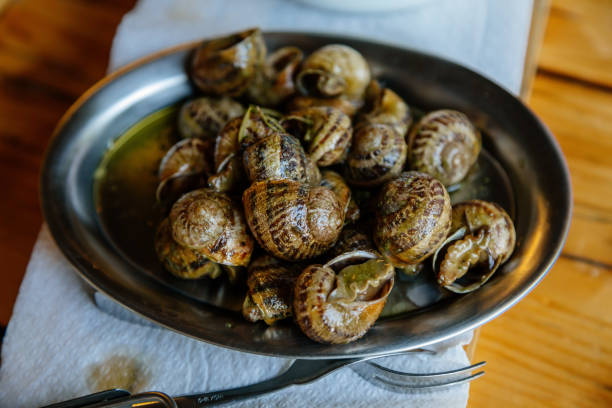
153 28 516 344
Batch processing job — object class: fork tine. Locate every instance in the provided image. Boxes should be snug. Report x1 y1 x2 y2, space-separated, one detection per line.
366 360 486 380
373 370 485 391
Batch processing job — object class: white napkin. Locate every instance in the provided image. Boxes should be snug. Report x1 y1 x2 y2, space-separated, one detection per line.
1 1 533 406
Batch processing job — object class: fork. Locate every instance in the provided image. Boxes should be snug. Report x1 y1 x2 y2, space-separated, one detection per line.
44 356 485 407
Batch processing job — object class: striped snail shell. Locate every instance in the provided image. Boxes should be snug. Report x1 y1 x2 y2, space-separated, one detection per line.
242 255 303 325
357 80 412 137
237 105 286 150
156 138 212 203
344 123 407 187
191 28 266 97
154 218 222 280
374 171 452 267
297 44 371 104
208 117 246 193
407 109 481 186
178 97 244 140
284 106 353 166
286 95 360 117
247 46 303 107
435 200 515 293
169 188 254 266
242 180 344 261
320 170 360 224
294 250 394 344
330 225 374 258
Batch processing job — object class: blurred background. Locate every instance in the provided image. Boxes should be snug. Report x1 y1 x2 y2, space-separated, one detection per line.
0 0 610 406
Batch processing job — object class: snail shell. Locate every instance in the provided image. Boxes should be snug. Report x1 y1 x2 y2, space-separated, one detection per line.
242 132 321 186
208 117 246 192
357 80 412 137
191 28 266 97
330 225 374 257
178 97 245 140
297 44 371 104
374 171 452 267
435 200 515 293
286 95 359 117
247 46 303 107
407 109 481 186
154 218 222 279
242 180 344 261
344 123 407 187
242 255 303 325
169 188 254 266
284 106 353 166
294 250 394 344
320 170 360 224
237 105 286 151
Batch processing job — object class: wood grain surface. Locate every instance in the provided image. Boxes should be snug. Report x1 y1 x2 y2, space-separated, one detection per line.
0 0 610 406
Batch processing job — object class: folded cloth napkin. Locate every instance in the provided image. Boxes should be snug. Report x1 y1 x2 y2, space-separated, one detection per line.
0 1 532 406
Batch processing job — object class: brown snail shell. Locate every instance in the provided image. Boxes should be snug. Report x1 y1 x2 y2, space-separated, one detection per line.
320 170 359 224
169 188 254 266
247 46 303 107
297 44 371 104
156 138 213 203
154 218 222 279
293 250 394 344
284 106 353 166
242 255 303 325
242 132 321 186
374 171 452 267
207 117 246 192
330 225 374 257
237 105 286 150
357 80 412 137
242 180 344 261
286 95 359 117
178 97 245 140
407 109 481 186
435 200 516 293
191 28 266 97
344 123 407 187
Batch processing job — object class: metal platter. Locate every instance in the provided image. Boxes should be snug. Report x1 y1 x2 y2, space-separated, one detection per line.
40 32 571 358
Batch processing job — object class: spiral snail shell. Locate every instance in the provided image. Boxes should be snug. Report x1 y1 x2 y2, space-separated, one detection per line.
435 200 515 293
297 44 371 105
242 255 303 325
407 109 481 186
247 46 303 107
169 188 254 266
293 250 394 344
242 180 344 261
286 95 360 117
344 123 407 187
357 80 412 137
320 170 360 224
191 28 266 97
374 171 452 267
207 117 245 193
330 225 374 257
178 97 245 140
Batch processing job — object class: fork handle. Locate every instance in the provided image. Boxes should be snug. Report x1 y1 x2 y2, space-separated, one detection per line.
174 358 363 407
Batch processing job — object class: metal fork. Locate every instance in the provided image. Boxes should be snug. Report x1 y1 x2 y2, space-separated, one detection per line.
44 355 485 407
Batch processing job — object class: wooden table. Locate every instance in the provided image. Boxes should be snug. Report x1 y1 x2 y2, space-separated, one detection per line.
0 0 610 406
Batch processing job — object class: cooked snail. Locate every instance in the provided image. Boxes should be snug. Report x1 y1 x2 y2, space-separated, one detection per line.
283 106 352 166
320 170 360 224
407 109 481 186
374 171 452 267
330 225 374 257
237 105 286 150
357 80 412 137
344 123 407 187
191 28 266 97
286 95 359 117
169 188 254 266
435 200 515 293
154 218 222 279
178 97 245 140
294 250 394 344
208 117 245 192
247 46 303 107
297 44 371 105
242 255 302 324
242 180 344 261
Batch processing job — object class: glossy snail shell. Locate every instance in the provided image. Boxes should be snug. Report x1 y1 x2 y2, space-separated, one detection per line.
357 80 412 137
242 255 303 325
178 97 245 140
247 46 303 107
284 106 353 166
344 123 407 187
154 218 222 279
286 95 359 117
169 188 254 266
374 171 452 267
191 28 266 97
297 44 371 104
330 225 374 257
436 200 516 293
293 250 394 344
407 109 481 186
242 180 344 261
320 170 360 224
208 117 245 193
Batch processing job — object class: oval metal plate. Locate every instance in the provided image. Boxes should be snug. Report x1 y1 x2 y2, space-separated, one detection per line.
40 32 571 358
